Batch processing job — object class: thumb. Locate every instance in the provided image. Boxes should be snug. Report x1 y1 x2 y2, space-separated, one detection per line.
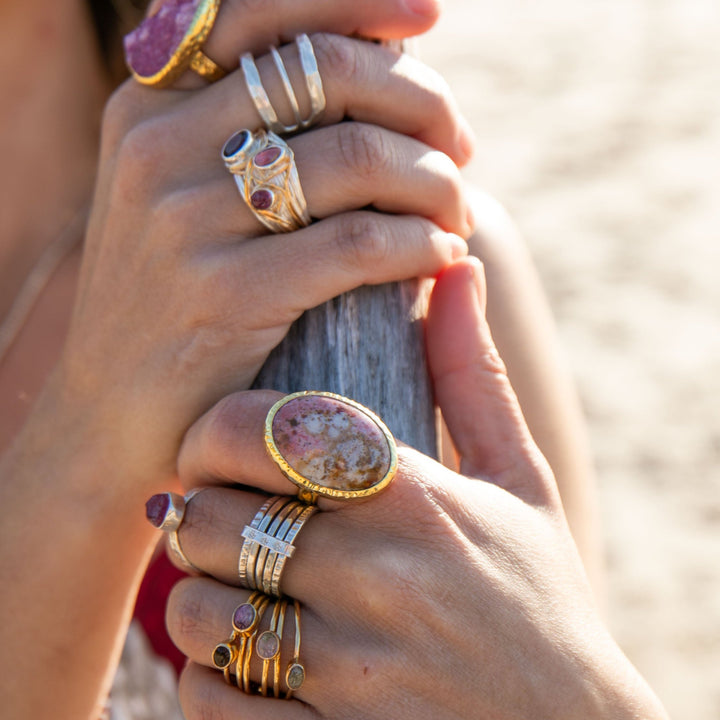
426 256 555 505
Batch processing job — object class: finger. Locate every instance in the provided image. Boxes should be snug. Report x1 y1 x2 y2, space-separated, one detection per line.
198 123 469 239
425 257 558 506
180 0 441 87
199 34 474 167
179 661 320 720
197 213 466 345
169 577 335 701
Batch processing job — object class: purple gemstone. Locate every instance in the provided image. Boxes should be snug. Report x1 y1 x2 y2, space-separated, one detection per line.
251 189 273 210
223 130 250 158
145 493 171 527
124 0 203 78
254 147 282 167
232 603 256 632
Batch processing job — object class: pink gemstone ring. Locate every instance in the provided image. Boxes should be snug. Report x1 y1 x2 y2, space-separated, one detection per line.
124 0 226 88
221 128 310 233
264 391 399 503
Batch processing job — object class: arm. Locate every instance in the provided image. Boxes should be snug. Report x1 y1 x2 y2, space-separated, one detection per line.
0 9 471 718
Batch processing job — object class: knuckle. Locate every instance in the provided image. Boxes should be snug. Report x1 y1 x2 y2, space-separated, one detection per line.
311 32 359 87
166 580 209 644
178 668 226 720
100 81 143 150
337 123 390 180
114 116 172 194
336 212 390 271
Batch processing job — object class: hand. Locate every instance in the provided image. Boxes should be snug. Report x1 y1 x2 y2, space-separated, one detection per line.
162 258 668 720
54 28 474 496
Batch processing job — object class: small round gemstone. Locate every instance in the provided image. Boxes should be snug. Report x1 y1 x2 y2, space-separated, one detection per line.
232 603 257 632
286 662 305 690
254 146 282 167
145 493 171 528
256 630 280 660
250 189 273 210
212 643 233 668
223 130 250 158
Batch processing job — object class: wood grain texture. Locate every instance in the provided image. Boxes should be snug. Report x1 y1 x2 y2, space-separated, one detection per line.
252 280 438 457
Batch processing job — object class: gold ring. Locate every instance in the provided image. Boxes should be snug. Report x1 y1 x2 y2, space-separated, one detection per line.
265 391 398 503
124 0 226 88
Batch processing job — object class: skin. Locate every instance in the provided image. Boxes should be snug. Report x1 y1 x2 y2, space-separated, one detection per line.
164 258 667 720
0 0 603 717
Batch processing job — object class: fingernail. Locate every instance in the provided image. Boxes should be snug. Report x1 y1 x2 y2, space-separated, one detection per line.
145 493 172 528
468 256 486 308
458 115 476 162
465 202 476 235
403 0 441 18
448 233 468 259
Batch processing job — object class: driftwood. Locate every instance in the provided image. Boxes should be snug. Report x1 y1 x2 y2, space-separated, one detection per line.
252 280 438 458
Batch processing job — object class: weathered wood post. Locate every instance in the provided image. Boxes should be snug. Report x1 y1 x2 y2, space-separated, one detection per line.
252 280 438 457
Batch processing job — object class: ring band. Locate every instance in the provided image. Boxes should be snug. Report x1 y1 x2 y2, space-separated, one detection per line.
167 487 205 572
145 490 204 572
241 34 326 135
265 391 398 503
124 0 226 88
221 128 310 233
238 496 317 596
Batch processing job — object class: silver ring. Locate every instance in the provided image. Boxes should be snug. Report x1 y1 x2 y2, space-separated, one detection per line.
221 128 310 233
241 34 326 135
165 488 206 573
238 496 316 596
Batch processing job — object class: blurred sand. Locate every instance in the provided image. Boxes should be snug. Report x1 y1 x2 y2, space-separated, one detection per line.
419 1 720 717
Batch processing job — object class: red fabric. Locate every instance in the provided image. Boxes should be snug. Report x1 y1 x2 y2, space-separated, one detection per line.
133 551 187 676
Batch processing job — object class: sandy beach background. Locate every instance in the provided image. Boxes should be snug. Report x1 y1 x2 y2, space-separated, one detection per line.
418 1 720 717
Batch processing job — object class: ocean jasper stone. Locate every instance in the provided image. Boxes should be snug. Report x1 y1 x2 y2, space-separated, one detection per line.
254 146 282 167
251 189 273 210
271 394 392 492
145 493 171 527
124 0 203 78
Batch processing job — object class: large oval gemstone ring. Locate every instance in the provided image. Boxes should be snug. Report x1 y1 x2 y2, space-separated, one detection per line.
124 0 225 88
264 391 398 502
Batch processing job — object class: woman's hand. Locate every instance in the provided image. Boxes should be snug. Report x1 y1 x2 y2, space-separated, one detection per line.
53 28 474 497
163 258 669 720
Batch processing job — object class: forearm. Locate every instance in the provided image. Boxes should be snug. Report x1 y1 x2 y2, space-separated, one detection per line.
0 373 164 720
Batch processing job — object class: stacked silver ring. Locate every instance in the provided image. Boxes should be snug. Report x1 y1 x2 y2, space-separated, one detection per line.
241 33 326 135
239 496 317 597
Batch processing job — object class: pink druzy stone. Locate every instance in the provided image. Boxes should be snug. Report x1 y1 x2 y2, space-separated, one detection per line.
124 0 203 77
272 395 391 491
